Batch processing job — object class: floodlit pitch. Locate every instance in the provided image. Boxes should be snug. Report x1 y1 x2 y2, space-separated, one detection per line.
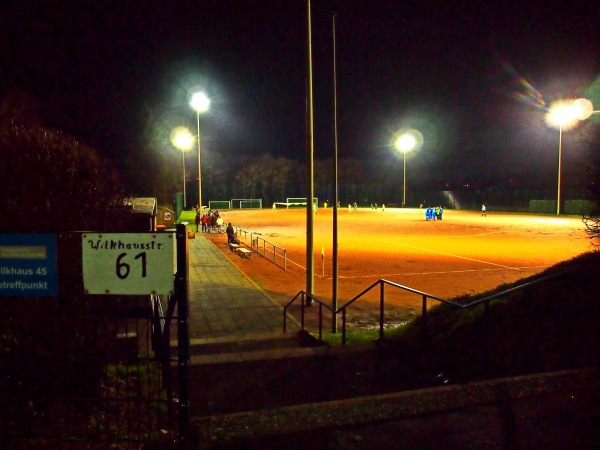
205 207 591 314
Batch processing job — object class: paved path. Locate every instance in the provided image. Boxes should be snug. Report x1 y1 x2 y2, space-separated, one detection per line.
187 232 296 339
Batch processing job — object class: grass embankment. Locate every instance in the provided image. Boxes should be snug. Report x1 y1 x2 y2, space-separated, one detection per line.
343 251 600 386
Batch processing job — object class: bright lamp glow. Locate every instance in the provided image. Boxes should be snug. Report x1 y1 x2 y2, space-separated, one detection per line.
395 134 416 153
190 92 210 113
394 129 424 153
547 100 584 130
170 127 194 150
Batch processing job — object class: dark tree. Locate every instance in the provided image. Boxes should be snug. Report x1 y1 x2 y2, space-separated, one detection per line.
0 123 128 232
0 122 130 439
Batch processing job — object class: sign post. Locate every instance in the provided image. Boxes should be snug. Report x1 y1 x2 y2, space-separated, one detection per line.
82 233 175 295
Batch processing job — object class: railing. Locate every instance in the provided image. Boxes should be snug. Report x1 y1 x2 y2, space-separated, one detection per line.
235 226 287 270
284 270 569 346
283 291 334 341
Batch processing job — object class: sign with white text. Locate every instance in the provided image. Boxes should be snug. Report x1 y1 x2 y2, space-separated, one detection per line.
0 234 58 297
82 233 175 295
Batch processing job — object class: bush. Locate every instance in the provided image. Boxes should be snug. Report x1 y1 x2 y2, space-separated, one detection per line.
0 123 128 232
0 123 132 439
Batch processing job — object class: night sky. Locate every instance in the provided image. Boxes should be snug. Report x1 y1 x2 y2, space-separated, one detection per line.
1 0 599 185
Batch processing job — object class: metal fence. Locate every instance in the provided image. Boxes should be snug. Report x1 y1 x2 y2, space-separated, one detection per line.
235 227 287 270
0 226 190 449
0 298 181 448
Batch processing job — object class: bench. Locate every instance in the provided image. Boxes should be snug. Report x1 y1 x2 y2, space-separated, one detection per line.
237 248 252 259
229 243 239 252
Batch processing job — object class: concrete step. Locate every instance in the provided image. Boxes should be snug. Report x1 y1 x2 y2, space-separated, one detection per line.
183 340 398 418
171 331 336 365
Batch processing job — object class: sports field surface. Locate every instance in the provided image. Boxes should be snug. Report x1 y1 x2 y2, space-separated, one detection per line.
205 207 591 321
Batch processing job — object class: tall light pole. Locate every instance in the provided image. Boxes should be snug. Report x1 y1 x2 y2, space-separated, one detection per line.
547 98 597 215
171 127 194 209
190 92 210 211
394 130 421 207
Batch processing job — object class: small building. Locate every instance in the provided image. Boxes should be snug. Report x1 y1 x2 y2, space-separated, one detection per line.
157 206 175 229
124 197 157 231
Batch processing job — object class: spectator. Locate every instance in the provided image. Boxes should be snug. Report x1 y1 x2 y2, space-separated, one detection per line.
206 212 213 233
194 211 200 231
216 216 224 233
226 222 235 243
211 213 218 232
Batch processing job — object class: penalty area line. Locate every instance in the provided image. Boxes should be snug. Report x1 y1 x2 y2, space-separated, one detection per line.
330 265 550 280
378 239 525 271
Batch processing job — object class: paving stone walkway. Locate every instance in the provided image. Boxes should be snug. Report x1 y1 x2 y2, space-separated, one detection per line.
187 232 297 339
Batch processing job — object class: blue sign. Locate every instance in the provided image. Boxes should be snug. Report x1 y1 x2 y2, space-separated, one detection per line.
0 234 58 297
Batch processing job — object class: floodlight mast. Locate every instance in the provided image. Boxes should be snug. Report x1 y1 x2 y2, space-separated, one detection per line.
305 0 315 306
395 134 417 207
546 98 597 215
171 127 194 209
190 92 210 211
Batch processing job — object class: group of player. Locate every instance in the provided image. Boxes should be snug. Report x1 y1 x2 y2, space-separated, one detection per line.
424 205 443 221
323 201 386 214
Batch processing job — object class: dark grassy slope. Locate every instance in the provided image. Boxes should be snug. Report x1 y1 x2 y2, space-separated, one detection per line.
387 251 600 387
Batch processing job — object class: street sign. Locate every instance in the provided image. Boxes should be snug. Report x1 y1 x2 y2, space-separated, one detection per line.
82 233 175 295
0 234 58 297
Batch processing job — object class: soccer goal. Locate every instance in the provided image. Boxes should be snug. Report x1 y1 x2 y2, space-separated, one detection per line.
231 198 263 209
285 197 319 208
208 200 231 210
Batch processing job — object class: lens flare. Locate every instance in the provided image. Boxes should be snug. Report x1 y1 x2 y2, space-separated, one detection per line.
496 58 546 110
574 98 594 120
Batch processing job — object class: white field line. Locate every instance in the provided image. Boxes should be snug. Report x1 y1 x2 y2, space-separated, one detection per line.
378 239 522 270
281 230 549 276
334 265 550 280
283 255 545 280
286 257 307 271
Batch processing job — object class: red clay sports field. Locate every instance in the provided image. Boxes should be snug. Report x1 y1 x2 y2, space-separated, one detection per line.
205 207 592 320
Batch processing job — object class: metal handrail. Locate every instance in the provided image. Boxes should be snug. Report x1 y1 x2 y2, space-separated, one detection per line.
235 227 287 270
283 291 333 342
284 268 571 346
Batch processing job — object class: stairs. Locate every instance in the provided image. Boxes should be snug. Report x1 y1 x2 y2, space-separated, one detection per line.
174 335 599 449
183 331 323 365
173 332 390 419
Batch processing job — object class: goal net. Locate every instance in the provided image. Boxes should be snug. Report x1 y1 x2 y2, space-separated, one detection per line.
231 198 263 209
208 200 231 210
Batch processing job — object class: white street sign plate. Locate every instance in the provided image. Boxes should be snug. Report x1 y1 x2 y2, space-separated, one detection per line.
82 233 175 295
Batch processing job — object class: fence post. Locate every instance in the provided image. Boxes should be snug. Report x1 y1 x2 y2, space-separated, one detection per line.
422 294 428 344
342 308 347 345
379 281 385 341
318 301 323 341
301 292 305 330
484 300 490 376
175 223 190 444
